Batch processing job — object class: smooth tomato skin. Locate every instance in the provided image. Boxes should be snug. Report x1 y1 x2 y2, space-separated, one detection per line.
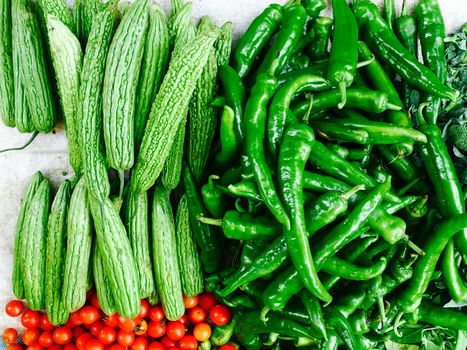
5 300 24 317
22 310 41 329
6 344 23 350
26 343 43 350
138 300 150 319
166 322 185 342
134 320 147 336
76 334 93 350
90 295 101 311
52 327 73 345
72 327 86 341
218 345 237 350
178 315 188 326
182 296 198 309
23 328 41 345
160 337 176 349
84 339 104 350
79 307 100 326
198 293 216 312
146 321 166 339
40 315 56 332
38 332 54 348
3 328 18 344
97 327 116 345
116 331 134 347
147 342 165 350
193 323 211 342
178 335 197 350
118 318 137 333
64 345 77 350
187 307 206 325
48 346 62 350
130 337 149 350
209 305 231 326
148 307 164 323
89 322 105 338
108 345 125 350
103 315 119 328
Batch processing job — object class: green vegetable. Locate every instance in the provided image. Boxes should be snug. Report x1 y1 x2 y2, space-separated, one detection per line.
0 0 14 127
37 0 75 35
92 242 116 316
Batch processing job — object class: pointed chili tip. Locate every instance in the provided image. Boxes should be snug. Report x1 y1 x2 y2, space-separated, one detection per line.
386 103 403 111
197 215 223 227
260 306 270 322
337 81 347 109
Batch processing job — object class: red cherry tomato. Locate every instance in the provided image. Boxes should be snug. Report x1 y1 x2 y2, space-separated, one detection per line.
134 320 148 336
22 310 41 329
69 312 82 327
84 339 104 350
64 345 77 350
97 327 116 345
48 346 62 350
116 331 134 347
3 328 18 344
79 307 100 326
89 322 105 338
38 332 54 348
182 296 198 309
147 342 165 350
26 343 43 350
40 315 56 332
52 327 73 345
146 321 166 339
168 348 180 350
130 337 148 350
193 323 211 342
23 329 41 345
198 293 216 312
90 295 101 311
138 300 150 319
218 345 237 350
209 305 231 326
166 322 185 342
108 345 125 350
72 327 86 341
6 345 23 350
103 315 119 328
76 334 93 350
178 335 197 350
118 318 137 333
148 307 164 323
187 307 206 325
178 315 188 326
160 337 176 349
5 300 24 317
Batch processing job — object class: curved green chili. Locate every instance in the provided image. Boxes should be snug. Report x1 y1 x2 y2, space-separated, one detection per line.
303 0 326 18
441 239 467 303
277 60 328 86
299 290 327 340
201 175 228 219
322 256 387 281
383 0 396 31
213 106 240 170
308 17 333 61
324 307 362 350
418 300 467 331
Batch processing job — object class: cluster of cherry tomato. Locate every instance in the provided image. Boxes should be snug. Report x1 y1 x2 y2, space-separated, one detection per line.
3 291 235 350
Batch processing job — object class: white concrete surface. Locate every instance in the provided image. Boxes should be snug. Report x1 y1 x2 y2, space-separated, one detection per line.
1 0 466 330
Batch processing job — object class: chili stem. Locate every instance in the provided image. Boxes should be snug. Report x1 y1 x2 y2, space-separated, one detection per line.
337 81 347 109
0 132 39 154
197 216 223 227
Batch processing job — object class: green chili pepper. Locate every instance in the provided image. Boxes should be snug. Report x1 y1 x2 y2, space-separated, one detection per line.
199 210 281 241
314 122 372 144
279 123 331 303
233 4 283 78
213 106 240 169
353 0 458 101
300 290 327 340
303 171 351 193
234 331 262 350
418 300 467 331
292 30 316 56
277 60 329 86
240 240 269 267
333 289 367 318
219 165 242 186
183 165 223 273
349 310 370 335
384 196 420 215
244 74 289 228
327 144 349 159
218 65 246 143
262 179 391 311
441 239 467 303
322 335 339 350
347 148 369 161
199 341 211 350
201 175 228 219
383 0 396 31
322 255 387 281
303 0 327 18
327 0 359 108
219 186 361 296
268 73 331 159
324 307 362 350
397 213 467 313
414 0 447 125
227 180 262 202
403 195 428 226
279 53 312 75
212 313 241 346
308 17 333 61
257 4 307 76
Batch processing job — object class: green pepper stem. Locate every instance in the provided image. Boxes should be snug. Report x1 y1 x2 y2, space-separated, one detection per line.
386 103 403 111
208 174 220 189
416 103 429 125
0 131 39 154
197 215 223 227
356 55 375 69
337 81 347 109
340 184 366 200
303 94 314 123
404 236 425 256
234 199 246 213
377 295 387 328
260 306 270 322
393 312 406 337
264 333 279 346
118 170 125 199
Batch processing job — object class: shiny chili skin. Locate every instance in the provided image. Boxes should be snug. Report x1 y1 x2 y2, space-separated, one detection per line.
183 165 224 273
292 88 402 118
397 213 467 313
303 0 327 18
353 0 458 101
333 289 367 318
201 175 228 218
262 180 391 310
279 53 312 75
383 0 396 31
227 180 262 202
303 171 351 193
240 240 268 267
418 300 467 331
257 4 307 76
414 0 447 125
321 255 387 281
268 73 330 159
328 144 349 159
244 74 289 228
300 290 327 340
279 123 331 303
308 17 333 61
327 0 359 108
277 60 328 86
313 122 372 144
323 307 362 350
233 4 283 78
441 239 467 303
214 106 240 170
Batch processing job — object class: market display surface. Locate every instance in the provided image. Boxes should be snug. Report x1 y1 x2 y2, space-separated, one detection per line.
0 0 466 349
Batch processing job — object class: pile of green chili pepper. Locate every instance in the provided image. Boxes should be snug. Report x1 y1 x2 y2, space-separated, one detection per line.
196 0 466 349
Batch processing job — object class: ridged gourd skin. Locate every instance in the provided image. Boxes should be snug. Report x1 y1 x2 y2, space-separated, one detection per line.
134 1 170 146
161 3 195 191
62 178 93 313
131 30 219 195
188 17 218 181
93 243 116 316
12 171 43 299
17 0 57 133
77 0 106 41
0 0 15 127
102 0 149 171
47 14 83 175
22 178 51 311
126 191 155 299
152 186 185 321
11 0 33 132
214 21 233 67
88 194 140 319
37 0 75 35
80 8 117 201
45 180 71 326
175 195 204 297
